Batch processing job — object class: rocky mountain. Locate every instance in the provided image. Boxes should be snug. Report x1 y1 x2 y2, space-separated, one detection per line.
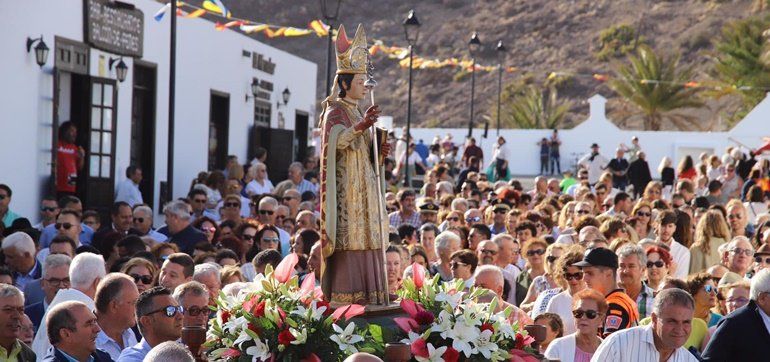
208 0 760 130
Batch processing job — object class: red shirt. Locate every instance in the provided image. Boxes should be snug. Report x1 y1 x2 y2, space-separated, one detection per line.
57 142 79 193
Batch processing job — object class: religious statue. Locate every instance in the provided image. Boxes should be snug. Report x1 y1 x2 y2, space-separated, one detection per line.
319 24 391 305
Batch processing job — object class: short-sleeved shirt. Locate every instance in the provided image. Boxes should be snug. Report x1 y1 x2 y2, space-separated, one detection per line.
603 289 639 337
56 142 79 193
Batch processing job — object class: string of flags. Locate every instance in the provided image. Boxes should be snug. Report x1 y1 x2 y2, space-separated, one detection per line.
152 1 510 73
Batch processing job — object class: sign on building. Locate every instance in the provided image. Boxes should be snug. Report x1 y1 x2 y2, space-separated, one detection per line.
84 0 144 57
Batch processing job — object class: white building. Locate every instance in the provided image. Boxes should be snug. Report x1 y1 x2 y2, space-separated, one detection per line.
0 0 317 221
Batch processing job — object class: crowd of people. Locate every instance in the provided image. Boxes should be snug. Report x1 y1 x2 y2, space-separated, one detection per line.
1 131 770 361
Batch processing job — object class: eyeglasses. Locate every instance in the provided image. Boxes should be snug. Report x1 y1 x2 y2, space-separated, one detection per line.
546 255 559 263
258 210 274 216
466 216 481 223
54 223 74 230
224 202 240 208
446 217 460 222
647 260 665 268
450 261 468 269
276 215 287 220
262 237 280 243
636 211 652 217
572 309 599 319
730 248 754 257
755 256 770 264
704 285 716 294
242 234 256 241
193 198 207 204
185 305 209 317
564 271 583 281
146 305 184 318
576 210 591 215
728 214 742 220
41 207 57 212
44 277 70 287
130 274 153 284
727 296 749 305
526 249 546 257
133 217 144 223
480 249 498 255
200 226 216 234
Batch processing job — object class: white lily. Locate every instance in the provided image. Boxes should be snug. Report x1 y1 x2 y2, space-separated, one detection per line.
435 290 464 309
400 330 423 345
474 329 498 359
290 327 308 345
415 343 448 362
434 310 455 335
445 318 480 357
232 328 253 347
245 338 270 361
292 301 327 321
330 322 364 354
223 316 248 335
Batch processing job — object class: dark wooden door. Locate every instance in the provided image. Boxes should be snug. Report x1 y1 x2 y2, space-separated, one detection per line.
131 62 157 208
81 77 118 212
294 111 309 163
208 91 230 171
251 127 294 184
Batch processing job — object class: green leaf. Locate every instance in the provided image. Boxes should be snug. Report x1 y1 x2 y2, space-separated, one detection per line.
368 324 383 344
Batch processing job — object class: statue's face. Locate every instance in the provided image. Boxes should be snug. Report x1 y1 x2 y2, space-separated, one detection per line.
345 74 368 101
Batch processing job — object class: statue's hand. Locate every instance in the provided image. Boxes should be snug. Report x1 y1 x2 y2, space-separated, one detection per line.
354 104 380 131
381 142 391 157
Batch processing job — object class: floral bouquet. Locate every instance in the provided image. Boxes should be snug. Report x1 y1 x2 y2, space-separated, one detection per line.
204 254 383 361
394 263 538 362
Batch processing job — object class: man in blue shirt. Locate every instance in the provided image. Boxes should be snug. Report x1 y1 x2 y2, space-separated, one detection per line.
44 300 113 362
39 196 94 248
0 184 21 228
118 287 183 362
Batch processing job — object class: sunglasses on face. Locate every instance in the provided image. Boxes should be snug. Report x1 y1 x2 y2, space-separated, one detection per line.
730 248 754 257
480 249 497 255
526 249 546 257
636 211 652 217
447 217 460 222
147 305 183 318
55 223 74 230
258 210 274 216
647 260 665 268
185 306 209 317
755 256 770 264
466 216 481 223
276 215 287 220
564 271 583 281
242 234 256 241
572 309 599 319
576 210 591 215
546 255 559 263
41 207 57 212
224 202 240 208
262 237 280 243
130 274 153 285
200 226 216 234
704 285 716 294
133 217 144 223
450 261 468 269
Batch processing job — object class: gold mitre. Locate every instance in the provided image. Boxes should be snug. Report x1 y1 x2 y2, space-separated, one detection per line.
335 24 368 75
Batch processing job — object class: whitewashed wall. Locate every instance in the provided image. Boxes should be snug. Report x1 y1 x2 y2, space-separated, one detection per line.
408 94 770 178
0 0 316 222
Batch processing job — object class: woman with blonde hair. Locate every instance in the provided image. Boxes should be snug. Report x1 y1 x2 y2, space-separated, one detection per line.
521 243 566 312
642 181 663 203
689 210 731 273
558 201 577 229
542 245 587 333
244 163 273 196
631 200 654 239
658 156 675 193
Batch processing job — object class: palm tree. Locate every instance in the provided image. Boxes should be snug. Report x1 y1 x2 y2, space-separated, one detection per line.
609 45 703 130
495 85 572 129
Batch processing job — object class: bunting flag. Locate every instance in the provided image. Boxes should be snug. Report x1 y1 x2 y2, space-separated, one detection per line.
203 0 230 18
185 8 206 18
153 3 170 22
309 20 330 37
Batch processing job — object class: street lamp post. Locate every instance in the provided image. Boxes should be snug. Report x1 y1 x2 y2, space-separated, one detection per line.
319 0 342 98
496 40 506 136
403 9 421 188
467 32 481 138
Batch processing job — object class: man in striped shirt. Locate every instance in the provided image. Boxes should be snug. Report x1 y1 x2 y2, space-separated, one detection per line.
574 247 639 337
388 190 420 228
618 245 655 319
592 288 698 361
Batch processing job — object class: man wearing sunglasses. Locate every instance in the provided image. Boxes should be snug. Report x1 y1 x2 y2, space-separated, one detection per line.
753 243 770 275
489 203 510 236
726 200 751 238
254 197 291 257
38 196 94 249
722 236 754 278
119 287 183 362
594 288 697 362
187 189 217 223
130 206 167 243
94 274 140 360
34 196 60 231
281 189 301 218
573 247 639 337
172 281 210 328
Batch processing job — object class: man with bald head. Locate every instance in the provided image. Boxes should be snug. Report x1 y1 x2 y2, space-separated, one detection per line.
94 273 140 360
474 265 532 325
476 240 499 266
723 237 754 277
464 208 484 227
282 189 301 218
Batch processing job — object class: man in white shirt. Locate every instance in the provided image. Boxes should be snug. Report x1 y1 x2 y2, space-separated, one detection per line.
132 205 168 243
578 143 609 185
492 234 520 305
94 274 140 360
32 252 106 357
115 166 144 207
654 210 690 280
592 288 698 362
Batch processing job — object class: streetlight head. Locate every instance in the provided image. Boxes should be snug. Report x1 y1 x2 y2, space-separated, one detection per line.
115 59 128 82
403 9 421 45
319 0 342 21
468 32 481 53
33 39 49 68
250 79 259 97
496 40 506 52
